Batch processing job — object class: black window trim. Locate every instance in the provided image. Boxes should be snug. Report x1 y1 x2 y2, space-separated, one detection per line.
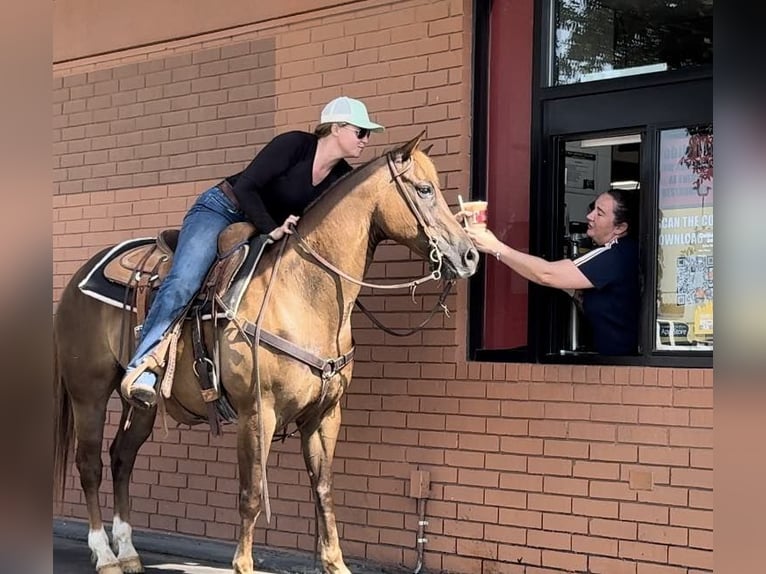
468 0 713 369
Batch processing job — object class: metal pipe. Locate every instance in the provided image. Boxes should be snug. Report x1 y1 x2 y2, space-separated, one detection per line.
413 497 428 574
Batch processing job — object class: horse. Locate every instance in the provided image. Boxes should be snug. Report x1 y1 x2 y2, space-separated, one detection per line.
53 133 479 574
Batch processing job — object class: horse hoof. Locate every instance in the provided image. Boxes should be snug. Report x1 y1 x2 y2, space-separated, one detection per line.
97 563 124 574
119 557 144 573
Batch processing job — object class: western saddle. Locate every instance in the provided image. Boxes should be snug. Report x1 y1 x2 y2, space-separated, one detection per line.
104 222 256 327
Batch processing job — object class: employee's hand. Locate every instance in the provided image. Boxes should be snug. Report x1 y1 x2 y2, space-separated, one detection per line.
454 210 470 225
465 227 502 254
268 214 300 241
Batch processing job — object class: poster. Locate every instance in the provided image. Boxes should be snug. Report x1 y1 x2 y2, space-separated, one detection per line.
656 127 713 350
565 150 596 192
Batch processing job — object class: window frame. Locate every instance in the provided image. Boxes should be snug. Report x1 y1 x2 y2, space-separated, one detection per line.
468 0 713 368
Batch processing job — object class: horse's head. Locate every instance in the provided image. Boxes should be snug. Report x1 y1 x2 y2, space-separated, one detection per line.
374 132 479 280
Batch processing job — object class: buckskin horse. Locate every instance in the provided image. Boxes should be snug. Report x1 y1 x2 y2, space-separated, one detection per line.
53 133 479 574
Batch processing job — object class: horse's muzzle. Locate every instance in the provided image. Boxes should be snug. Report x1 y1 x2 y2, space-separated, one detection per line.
440 244 479 280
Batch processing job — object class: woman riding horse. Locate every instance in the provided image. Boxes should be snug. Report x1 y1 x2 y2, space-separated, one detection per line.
122 96 385 409
53 132 478 574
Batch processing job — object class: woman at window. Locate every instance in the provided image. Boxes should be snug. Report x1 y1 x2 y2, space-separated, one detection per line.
465 189 640 355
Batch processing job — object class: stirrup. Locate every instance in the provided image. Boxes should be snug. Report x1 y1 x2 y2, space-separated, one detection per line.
126 372 158 409
120 358 162 409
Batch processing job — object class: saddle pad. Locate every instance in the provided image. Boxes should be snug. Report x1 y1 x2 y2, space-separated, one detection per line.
78 237 155 311
78 234 272 317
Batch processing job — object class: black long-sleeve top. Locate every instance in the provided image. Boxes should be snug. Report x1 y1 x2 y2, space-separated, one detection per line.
225 131 352 233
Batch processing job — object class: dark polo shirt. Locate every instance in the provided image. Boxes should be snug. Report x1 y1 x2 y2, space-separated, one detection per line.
575 236 640 355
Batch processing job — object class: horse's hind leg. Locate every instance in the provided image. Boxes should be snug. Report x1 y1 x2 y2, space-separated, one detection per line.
300 403 351 574
70 390 124 574
109 402 157 574
232 409 277 574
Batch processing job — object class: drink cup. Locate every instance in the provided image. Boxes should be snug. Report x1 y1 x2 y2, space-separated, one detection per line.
462 200 488 230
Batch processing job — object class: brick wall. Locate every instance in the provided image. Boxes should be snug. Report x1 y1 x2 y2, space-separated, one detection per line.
53 1 713 573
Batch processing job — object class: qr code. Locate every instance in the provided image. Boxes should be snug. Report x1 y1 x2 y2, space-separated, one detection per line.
676 255 714 306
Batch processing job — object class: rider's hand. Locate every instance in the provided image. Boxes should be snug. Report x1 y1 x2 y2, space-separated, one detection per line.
268 214 300 241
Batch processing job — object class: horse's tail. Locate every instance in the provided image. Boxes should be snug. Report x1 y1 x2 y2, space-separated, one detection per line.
52 329 74 502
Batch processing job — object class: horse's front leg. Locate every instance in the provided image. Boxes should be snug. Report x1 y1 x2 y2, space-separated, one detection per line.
232 407 276 574
301 402 351 574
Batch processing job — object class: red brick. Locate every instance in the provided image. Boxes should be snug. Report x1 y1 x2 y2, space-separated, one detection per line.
498 508 542 529
689 408 713 428
669 427 713 448
573 460 620 480
456 538 498 559
572 534 619 557
542 512 588 534
638 406 690 426
671 467 712 489
668 546 713 570
618 425 669 445
689 528 713 549
440 554 483 573
574 385 621 403
637 564 687 574
619 540 668 562
589 516 638 541
590 481 637 501
670 507 712 529
527 529 571 551
569 422 616 442
544 439 589 459
484 489 527 510
528 457 571 477
527 493 571 514
689 489 713 510
485 453 526 472
638 523 688 546
542 549 587 572
620 502 669 525
591 443 638 462
639 446 689 466
543 476 588 497
499 472 543 493
588 556 636 574
637 486 689 507
673 388 713 407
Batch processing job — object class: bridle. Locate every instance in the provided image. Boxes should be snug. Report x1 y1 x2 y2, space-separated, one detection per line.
291 151 454 335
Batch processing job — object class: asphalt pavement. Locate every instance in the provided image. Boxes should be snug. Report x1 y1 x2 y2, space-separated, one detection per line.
53 519 410 574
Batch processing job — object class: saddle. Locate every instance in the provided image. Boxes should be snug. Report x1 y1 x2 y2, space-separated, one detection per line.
100 222 262 434
103 229 178 286
103 222 257 325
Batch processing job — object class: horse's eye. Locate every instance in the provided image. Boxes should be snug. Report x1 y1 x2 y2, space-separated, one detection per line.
415 183 434 198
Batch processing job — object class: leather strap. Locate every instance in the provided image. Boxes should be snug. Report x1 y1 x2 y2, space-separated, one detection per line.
135 273 150 327
192 307 221 435
218 179 240 209
241 323 355 380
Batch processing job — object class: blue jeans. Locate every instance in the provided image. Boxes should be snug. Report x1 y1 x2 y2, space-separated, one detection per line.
127 185 247 372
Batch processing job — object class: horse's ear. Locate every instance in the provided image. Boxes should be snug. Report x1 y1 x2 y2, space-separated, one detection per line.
399 129 427 161
421 143 434 156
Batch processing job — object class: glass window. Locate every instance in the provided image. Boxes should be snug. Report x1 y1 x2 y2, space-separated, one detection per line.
656 125 713 351
551 0 713 86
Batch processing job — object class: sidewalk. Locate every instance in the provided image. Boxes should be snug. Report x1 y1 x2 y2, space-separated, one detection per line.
54 519 412 574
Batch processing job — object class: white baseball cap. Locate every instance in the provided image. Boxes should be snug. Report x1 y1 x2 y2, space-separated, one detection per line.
320 96 385 132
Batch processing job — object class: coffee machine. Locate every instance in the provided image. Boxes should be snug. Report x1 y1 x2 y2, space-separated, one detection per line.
561 221 593 354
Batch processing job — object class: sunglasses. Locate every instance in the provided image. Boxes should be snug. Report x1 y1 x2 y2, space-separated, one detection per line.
341 124 371 140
